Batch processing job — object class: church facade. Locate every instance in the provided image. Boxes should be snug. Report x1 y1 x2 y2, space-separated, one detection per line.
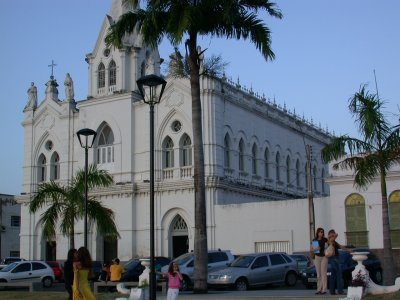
20 0 400 264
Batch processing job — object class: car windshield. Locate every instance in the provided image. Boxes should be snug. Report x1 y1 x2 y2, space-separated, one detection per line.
230 255 255 268
0 262 18 272
173 253 193 265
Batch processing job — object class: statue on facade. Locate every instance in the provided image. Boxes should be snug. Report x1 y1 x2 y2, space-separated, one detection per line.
64 73 74 101
145 53 155 75
25 82 37 110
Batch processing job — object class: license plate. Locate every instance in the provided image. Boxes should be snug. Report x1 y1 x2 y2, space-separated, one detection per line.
308 278 317 283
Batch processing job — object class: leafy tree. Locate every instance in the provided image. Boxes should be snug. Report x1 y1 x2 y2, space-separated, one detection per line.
321 85 400 285
105 0 282 292
29 165 120 249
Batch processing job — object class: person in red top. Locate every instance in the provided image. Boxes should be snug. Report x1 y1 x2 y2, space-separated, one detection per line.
160 262 183 300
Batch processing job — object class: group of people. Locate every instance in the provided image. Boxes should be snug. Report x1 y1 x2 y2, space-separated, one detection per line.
311 228 352 295
63 248 183 300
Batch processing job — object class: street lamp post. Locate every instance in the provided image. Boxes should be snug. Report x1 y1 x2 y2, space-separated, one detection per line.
76 128 97 249
137 74 166 300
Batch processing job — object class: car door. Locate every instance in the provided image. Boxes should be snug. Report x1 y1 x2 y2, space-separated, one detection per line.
10 262 32 282
267 254 289 282
247 255 270 286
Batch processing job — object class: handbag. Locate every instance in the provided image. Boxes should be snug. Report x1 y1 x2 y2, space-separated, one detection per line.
325 244 335 257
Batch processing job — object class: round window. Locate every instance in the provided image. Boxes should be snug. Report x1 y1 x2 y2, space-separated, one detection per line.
45 140 53 151
103 48 111 57
171 120 182 132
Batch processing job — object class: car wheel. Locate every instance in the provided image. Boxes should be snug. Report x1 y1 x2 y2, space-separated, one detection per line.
235 278 248 291
285 271 297 286
42 276 53 288
181 275 190 291
0 279 6 291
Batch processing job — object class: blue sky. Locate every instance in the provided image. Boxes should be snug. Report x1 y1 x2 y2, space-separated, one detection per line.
1 0 399 195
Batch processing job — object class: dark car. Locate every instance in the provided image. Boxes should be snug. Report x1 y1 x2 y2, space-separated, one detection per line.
121 257 170 282
46 261 64 282
301 249 382 289
289 254 312 276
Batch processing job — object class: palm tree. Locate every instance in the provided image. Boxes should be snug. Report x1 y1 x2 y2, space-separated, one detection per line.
29 165 120 249
321 85 400 285
105 0 282 292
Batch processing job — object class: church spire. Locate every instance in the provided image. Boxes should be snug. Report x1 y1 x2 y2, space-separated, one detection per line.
109 0 135 21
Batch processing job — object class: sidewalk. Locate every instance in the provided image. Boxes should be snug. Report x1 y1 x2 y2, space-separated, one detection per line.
155 289 345 299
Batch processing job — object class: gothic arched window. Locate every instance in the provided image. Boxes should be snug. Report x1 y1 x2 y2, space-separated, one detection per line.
163 136 174 168
275 152 280 181
97 63 105 89
38 154 47 182
224 134 231 168
97 124 114 164
264 148 269 178
109 60 116 87
180 134 192 167
286 155 291 184
252 143 258 175
50 152 60 181
238 139 245 172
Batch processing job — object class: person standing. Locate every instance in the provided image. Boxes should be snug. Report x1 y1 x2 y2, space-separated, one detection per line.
73 247 95 300
327 229 351 295
160 262 183 300
64 248 77 300
311 228 328 295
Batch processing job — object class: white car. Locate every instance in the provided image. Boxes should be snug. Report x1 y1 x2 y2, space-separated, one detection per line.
161 250 234 290
0 260 55 287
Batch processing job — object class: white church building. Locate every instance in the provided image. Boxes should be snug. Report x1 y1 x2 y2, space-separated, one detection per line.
18 0 400 270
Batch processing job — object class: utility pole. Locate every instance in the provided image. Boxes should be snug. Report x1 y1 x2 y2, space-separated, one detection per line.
306 145 315 242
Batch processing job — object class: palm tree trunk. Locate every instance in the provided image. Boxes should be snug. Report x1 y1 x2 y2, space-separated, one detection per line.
69 228 75 250
187 34 208 293
380 169 395 285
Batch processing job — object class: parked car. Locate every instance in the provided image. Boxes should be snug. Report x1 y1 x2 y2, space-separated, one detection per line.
46 261 64 282
301 249 382 289
289 254 312 276
208 252 298 291
0 257 25 270
0 260 55 287
121 257 171 282
162 250 235 291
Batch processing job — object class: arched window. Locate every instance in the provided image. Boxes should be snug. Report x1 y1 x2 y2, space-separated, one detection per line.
238 139 245 172
97 124 114 164
296 159 300 187
38 154 47 182
163 136 174 168
389 190 400 248
180 134 192 167
97 63 105 89
252 143 258 175
275 152 280 182
224 134 231 168
286 155 291 184
345 193 368 247
321 168 326 194
264 148 269 178
108 60 116 87
50 152 60 181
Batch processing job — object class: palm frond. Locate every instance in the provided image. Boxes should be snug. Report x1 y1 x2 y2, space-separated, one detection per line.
87 198 120 240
